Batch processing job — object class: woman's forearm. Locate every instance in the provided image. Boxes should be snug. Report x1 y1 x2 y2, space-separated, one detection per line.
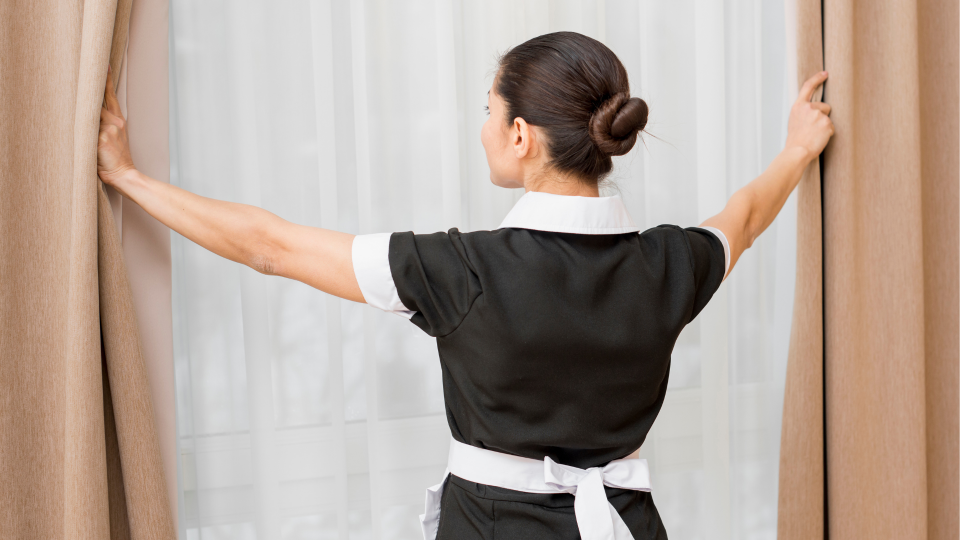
739 145 812 246
737 70 833 249
112 169 283 273
701 146 811 256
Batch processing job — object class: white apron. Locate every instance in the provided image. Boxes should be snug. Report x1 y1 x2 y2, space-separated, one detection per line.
420 438 652 540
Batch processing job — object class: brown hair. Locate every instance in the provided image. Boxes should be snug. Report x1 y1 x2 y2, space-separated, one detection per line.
495 31 648 184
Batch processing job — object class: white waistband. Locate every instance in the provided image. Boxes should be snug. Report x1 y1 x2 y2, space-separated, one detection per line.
419 438 651 540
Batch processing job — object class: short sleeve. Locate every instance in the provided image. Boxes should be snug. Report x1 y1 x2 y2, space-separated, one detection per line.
682 226 728 322
387 229 482 337
352 233 416 319
640 224 727 325
698 226 731 279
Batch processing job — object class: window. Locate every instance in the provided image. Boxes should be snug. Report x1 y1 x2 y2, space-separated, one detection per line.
169 1 794 538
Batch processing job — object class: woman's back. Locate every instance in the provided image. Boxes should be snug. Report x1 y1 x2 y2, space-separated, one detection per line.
355 191 728 469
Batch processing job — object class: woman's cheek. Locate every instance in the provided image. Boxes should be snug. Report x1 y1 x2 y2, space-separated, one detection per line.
481 124 499 174
480 121 489 152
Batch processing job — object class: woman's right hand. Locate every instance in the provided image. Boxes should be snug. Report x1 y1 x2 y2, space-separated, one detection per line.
784 71 834 161
97 66 137 187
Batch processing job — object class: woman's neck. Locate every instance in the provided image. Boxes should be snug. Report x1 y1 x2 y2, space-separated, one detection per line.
524 170 600 197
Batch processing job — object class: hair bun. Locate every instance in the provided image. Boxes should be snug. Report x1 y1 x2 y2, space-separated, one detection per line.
588 93 649 157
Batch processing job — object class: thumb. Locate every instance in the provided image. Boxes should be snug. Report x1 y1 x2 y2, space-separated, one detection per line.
104 65 121 116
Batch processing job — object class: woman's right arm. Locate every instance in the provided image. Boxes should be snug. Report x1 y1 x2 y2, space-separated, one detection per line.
97 70 365 303
700 71 834 279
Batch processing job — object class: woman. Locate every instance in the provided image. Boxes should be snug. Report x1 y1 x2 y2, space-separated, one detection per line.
98 32 832 540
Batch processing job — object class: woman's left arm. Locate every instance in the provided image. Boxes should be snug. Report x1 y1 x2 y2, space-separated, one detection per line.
700 71 834 279
97 71 365 303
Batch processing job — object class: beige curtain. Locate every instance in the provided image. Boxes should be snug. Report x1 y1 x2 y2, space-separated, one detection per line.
0 1 176 538
778 0 959 539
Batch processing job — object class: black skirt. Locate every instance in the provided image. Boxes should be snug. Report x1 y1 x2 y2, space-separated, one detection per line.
436 474 669 540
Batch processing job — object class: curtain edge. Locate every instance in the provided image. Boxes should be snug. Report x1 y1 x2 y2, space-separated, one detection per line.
99 0 177 537
122 0 179 527
776 0 825 538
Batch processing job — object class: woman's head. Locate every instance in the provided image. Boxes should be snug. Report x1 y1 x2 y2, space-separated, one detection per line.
480 31 648 191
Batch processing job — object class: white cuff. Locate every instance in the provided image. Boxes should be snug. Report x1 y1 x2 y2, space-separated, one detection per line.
699 226 730 280
352 233 416 319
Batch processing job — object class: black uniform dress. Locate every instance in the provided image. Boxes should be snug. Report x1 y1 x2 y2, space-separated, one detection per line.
352 192 729 540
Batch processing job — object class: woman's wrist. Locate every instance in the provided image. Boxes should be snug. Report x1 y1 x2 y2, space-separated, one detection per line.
109 168 145 199
781 144 814 168
778 145 817 184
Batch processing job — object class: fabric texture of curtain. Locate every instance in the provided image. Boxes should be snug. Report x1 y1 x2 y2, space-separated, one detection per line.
0 1 176 538
169 1 798 539
777 0 959 538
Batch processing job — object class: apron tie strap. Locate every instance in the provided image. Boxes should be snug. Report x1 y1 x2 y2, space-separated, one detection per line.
419 438 651 540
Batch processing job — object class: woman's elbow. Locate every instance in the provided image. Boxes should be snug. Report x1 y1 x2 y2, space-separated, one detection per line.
735 190 766 250
242 214 287 276
248 251 279 275
742 217 763 251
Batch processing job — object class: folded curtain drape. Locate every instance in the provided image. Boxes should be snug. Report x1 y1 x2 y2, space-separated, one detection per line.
0 1 176 538
777 0 959 538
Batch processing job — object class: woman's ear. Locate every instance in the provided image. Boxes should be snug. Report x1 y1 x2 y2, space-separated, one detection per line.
512 117 535 160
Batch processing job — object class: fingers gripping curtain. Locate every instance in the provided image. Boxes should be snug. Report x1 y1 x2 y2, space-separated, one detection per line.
778 0 959 538
0 1 176 538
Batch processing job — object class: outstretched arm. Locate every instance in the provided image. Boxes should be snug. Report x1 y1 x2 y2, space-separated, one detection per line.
97 70 365 303
700 71 834 280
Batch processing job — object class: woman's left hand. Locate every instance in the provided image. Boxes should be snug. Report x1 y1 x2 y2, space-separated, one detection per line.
97 66 137 187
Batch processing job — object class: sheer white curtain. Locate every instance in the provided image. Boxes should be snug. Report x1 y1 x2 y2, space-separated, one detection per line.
169 1 796 539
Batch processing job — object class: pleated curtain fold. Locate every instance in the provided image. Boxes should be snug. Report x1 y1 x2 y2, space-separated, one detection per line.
778 0 959 539
0 1 176 538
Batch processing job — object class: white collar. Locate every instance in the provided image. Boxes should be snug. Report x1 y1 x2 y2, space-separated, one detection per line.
497 191 641 235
